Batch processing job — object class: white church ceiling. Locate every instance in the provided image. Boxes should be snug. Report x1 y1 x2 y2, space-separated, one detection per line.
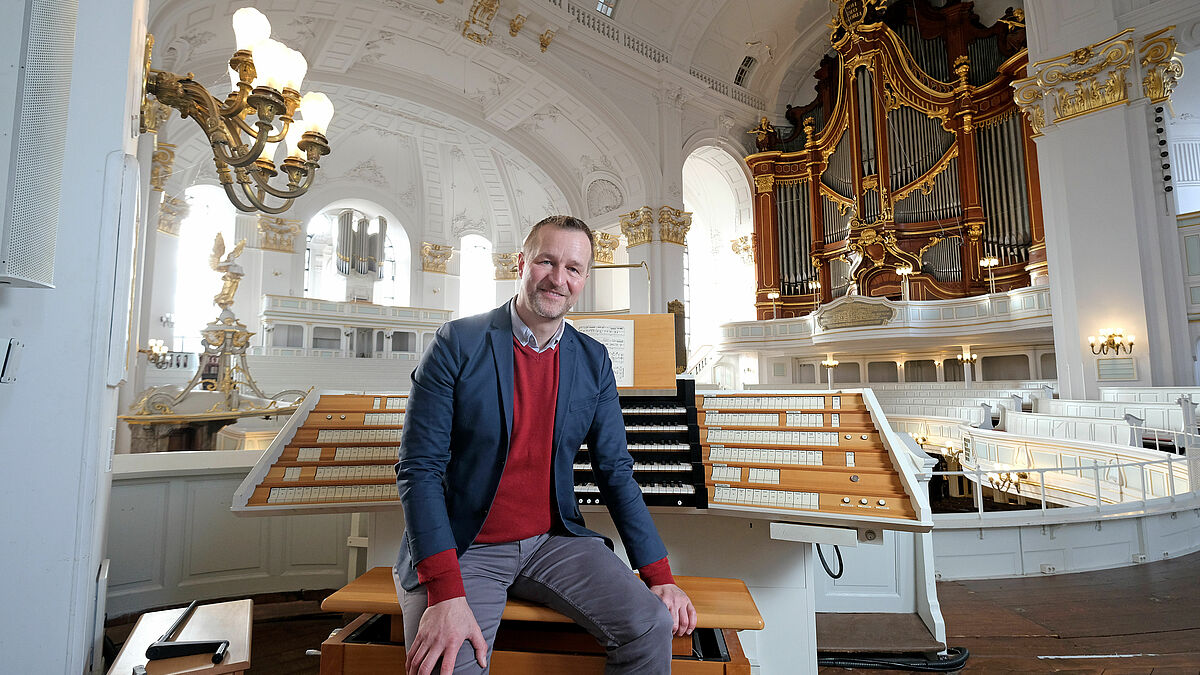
147 0 861 244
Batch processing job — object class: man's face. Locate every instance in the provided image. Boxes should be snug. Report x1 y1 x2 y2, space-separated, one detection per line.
516 226 591 321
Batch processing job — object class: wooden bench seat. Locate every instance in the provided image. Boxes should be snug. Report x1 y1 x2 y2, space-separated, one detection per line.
319 567 763 674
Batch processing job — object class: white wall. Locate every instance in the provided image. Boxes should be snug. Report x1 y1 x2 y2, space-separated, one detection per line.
0 0 145 671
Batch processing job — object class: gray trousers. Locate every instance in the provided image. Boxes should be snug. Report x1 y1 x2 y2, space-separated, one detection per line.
395 534 673 674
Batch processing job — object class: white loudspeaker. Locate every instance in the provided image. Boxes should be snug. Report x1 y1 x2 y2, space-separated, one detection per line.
0 0 79 288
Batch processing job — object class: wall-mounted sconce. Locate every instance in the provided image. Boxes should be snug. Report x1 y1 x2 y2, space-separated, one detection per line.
956 352 978 364
820 357 838 391
766 290 780 319
896 264 912 301
987 464 1029 493
978 256 999 294
1088 328 1134 355
143 7 334 214
806 280 821 310
159 313 174 328
138 339 170 369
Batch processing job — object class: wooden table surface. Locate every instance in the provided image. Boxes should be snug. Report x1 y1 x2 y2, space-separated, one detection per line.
107 599 252 675
322 567 764 630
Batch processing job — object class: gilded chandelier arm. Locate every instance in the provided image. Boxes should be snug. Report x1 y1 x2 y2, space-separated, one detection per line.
246 159 317 200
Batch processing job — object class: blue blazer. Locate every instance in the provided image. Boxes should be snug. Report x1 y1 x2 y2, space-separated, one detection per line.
394 301 668 591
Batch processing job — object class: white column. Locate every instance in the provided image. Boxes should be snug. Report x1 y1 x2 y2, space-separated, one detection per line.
1021 8 1193 397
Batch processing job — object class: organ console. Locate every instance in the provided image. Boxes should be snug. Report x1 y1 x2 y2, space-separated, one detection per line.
574 379 704 509
235 383 929 535
697 391 925 530
233 393 406 513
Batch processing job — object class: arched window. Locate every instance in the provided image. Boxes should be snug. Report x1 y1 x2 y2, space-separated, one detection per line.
734 56 757 87
173 185 234 353
459 233 495 318
683 147 756 357
304 201 412 306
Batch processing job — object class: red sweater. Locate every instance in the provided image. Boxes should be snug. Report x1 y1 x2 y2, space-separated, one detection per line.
416 338 674 604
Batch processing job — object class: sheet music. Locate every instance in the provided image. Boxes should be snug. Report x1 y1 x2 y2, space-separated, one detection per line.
569 318 635 386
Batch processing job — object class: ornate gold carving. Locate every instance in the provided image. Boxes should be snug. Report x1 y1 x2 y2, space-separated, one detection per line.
816 299 895 330
1013 30 1134 136
748 117 778 151
831 0 890 45
462 0 499 45
157 193 187 236
917 235 947 265
141 99 171 134
209 233 247 312
421 242 454 272
966 223 983 241
619 207 654 248
509 14 526 37
150 142 175 192
493 252 519 280
539 30 555 52
754 174 775 193
257 216 302 253
731 236 754 264
1140 26 1184 103
893 146 959 202
819 184 854 214
998 7 1025 31
861 174 879 192
658 206 692 245
594 231 620 264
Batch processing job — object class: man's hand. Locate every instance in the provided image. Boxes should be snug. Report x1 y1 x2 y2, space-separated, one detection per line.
405 596 488 675
649 583 697 636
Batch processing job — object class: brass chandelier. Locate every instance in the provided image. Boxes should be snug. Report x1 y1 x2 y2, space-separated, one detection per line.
144 8 334 214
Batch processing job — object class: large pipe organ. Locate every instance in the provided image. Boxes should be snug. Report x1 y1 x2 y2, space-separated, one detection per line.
748 0 1046 318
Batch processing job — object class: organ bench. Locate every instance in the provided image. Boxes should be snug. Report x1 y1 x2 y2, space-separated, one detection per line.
317 567 763 674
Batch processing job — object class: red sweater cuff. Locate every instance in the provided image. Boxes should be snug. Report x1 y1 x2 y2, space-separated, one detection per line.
638 557 675 587
416 548 465 605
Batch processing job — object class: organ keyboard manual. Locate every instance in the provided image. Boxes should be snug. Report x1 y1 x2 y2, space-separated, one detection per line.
233 384 931 533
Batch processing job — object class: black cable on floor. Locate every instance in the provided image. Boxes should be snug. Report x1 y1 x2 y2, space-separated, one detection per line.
817 543 843 579
817 646 970 671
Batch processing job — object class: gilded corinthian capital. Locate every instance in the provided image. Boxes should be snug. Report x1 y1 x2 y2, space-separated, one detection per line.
257 216 302 253
619 206 655 248
594 231 620 264
421 242 453 273
1012 29 1138 136
493 252 519 280
1140 26 1184 103
658 206 692 245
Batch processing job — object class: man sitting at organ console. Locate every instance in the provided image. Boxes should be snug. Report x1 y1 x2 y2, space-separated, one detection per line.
394 215 696 674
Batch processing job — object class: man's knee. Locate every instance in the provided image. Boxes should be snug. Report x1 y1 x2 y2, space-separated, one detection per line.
619 590 673 646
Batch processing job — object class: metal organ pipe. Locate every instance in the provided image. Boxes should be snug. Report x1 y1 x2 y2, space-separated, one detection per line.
336 209 354 275
976 114 1031 263
774 181 814 296
856 67 877 177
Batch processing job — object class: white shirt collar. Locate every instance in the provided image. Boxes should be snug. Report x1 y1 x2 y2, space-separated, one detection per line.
510 298 565 352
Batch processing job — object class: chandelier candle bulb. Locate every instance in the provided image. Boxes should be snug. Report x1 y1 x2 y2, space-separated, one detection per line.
252 39 290 92
300 92 334 134
284 124 305 158
232 7 272 51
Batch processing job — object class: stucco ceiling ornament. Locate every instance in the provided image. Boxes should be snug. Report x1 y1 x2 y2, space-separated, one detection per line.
586 179 623 217
345 158 389 188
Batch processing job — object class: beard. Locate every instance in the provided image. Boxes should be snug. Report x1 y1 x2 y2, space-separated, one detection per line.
527 285 573 319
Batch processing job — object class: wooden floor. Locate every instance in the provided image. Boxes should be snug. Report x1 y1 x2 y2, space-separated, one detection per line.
107 549 1200 674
